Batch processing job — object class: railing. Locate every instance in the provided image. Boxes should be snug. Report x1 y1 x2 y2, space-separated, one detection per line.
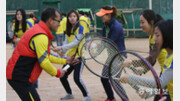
6 10 39 16
92 28 142 37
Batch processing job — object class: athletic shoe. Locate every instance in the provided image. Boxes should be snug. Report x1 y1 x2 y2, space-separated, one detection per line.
61 94 74 100
83 96 91 101
105 98 116 101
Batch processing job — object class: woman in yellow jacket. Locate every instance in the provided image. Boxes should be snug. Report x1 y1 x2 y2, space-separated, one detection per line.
13 9 32 47
53 9 90 101
139 10 170 101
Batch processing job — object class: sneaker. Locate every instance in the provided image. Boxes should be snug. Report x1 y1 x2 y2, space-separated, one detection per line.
83 96 91 101
105 98 116 101
61 94 74 100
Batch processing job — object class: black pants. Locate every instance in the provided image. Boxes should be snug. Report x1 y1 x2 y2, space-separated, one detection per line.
60 62 89 97
101 78 114 100
7 79 40 101
32 80 38 88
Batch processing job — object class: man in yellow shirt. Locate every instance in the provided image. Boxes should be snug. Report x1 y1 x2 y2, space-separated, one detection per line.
7 7 77 101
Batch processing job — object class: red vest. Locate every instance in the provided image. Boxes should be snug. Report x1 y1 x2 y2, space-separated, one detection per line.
6 21 54 83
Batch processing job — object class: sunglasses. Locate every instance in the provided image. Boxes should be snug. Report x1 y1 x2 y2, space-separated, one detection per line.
53 18 61 23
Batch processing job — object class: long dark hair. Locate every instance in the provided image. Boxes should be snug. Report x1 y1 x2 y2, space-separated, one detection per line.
15 9 27 33
102 6 117 18
155 20 173 49
141 9 164 26
66 9 79 36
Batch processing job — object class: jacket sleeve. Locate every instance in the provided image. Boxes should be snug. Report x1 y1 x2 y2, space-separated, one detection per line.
145 44 160 66
30 34 65 76
49 53 66 64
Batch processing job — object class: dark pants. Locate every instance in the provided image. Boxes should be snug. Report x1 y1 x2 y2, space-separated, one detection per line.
33 80 38 88
101 78 114 100
60 62 89 97
7 79 40 101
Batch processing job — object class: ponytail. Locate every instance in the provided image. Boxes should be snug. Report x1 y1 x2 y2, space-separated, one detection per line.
102 6 117 17
155 14 164 24
111 6 117 17
141 9 164 25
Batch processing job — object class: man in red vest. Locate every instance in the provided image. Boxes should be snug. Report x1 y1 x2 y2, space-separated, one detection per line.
6 7 77 101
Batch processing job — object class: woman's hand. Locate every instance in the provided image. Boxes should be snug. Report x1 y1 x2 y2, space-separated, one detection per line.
52 46 62 52
66 55 80 65
121 59 132 67
118 73 129 83
58 51 65 56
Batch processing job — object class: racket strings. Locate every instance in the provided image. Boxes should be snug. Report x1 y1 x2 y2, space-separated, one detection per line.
110 54 127 78
87 39 119 78
109 52 161 100
89 40 118 65
131 60 149 74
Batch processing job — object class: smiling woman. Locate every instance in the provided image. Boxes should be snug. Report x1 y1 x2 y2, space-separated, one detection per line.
137 9 170 101
139 10 167 69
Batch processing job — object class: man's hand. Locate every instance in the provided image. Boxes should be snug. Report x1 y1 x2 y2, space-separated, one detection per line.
52 46 62 52
58 51 65 56
59 69 66 78
52 46 65 56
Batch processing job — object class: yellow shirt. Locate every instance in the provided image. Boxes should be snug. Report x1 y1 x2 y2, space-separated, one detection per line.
86 17 91 32
66 25 85 57
162 53 173 101
56 17 67 34
29 34 66 76
12 21 31 38
149 34 167 69
80 16 89 34
27 18 35 26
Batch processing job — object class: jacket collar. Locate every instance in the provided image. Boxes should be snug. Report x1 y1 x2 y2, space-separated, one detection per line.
38 21 54 40
105 18 115 28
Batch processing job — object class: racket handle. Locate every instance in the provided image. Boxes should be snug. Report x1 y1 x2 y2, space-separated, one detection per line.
63 64 70 71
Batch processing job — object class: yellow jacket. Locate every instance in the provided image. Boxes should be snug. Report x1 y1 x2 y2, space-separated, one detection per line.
56 17 67 34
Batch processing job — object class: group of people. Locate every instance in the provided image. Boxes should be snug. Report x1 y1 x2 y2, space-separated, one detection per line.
6 5 173 101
